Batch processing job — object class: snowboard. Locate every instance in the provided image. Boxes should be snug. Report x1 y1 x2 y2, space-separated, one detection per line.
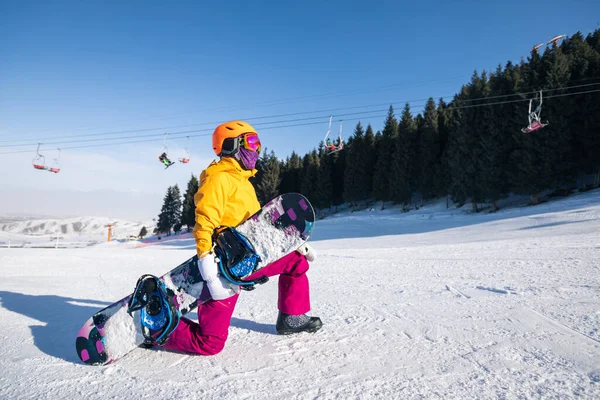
75 193 315 366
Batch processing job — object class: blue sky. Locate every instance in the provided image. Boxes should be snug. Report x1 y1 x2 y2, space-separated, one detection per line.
0 0 598 217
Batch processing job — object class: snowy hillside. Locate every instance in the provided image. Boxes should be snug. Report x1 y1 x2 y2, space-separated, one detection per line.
0 216 154 248
1 189 600 398
0 216 151 237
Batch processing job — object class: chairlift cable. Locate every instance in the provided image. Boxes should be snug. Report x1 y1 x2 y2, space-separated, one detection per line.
1 87 600 155
1 80 599 146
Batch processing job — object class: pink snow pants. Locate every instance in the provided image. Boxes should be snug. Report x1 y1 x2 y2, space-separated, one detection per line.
162 251 311 356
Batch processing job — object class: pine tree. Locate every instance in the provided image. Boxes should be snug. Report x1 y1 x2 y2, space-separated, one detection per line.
447 72 488 211
445 89 472 207
479 63 520 211
419 98 439 199
587 29 600 52
156 185 182 236
389 104 413 206
171 184 182 229
156 187 173 235
330 145 346 206
278 152 303 194
359 124 376 200
436 98 451 199
343 122 364 209
343 123 376 209
300 150 319 205
181 174 199 231
255 150 281 205
314 148 333 217
138 226 147 238
543 43 573 184
372 106 398 209
411 113 423 202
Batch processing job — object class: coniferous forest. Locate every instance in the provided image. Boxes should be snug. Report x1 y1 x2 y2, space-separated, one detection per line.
253 30 600 213
158 30 600 232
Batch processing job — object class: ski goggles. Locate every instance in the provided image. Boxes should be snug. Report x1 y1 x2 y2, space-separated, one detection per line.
221 133 261 156
240 133 261 154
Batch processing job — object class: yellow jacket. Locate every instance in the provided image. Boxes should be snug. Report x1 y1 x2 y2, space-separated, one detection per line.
192 157 260 256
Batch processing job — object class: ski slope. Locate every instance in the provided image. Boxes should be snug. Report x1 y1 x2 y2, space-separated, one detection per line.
1 190 600 399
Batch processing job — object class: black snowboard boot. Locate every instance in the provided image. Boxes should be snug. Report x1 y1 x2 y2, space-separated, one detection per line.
276 311 322 335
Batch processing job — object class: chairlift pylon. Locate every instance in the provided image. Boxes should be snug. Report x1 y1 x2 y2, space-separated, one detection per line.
548 34 566 47
532 43 545 54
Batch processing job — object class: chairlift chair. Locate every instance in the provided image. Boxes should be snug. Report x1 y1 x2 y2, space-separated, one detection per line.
327 120 344 155
521 91 549 134
179 136 191 163
323 115 333 150
159 133 175 169
48 148 61 174
323 116 344 155
33 145 61 173
33 143 48 171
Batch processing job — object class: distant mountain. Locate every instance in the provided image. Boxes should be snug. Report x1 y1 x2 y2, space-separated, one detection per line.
0 216 154 239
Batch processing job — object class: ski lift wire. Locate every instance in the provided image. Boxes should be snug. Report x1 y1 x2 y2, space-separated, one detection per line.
1 80 600 146
1 87 600 155
3 82 600 150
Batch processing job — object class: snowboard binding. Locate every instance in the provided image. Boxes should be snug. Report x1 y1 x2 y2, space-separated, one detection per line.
127 274 180 346
212 226 268 291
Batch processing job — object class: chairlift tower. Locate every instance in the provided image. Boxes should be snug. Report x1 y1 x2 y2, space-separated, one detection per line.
105 223 116 242
532 43 545 54
548 34 566 47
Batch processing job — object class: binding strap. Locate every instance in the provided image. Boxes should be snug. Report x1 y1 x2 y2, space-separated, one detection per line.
212 226 267 290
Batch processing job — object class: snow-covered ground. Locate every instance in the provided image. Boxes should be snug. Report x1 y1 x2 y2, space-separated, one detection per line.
1 190 600 399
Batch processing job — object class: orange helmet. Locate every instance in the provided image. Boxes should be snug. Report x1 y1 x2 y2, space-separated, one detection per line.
212 120 257 156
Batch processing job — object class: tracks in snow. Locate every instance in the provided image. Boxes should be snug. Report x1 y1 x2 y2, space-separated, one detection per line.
445 284 471 299
525 306 600 345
